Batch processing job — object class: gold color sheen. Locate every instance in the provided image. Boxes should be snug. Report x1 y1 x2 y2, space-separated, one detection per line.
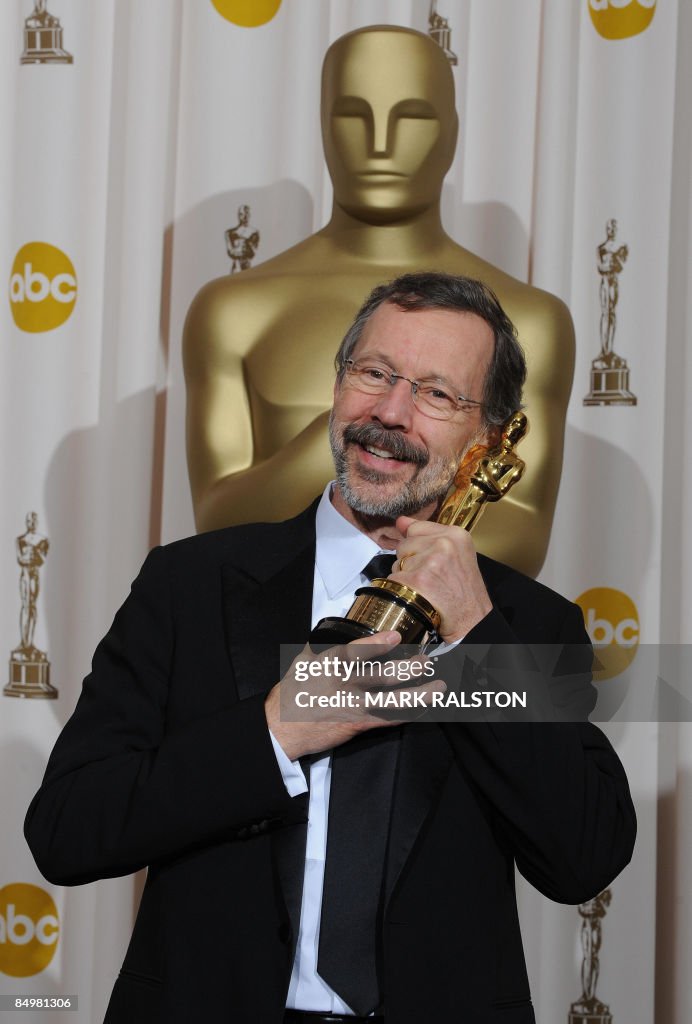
368 579 441 630
437 411 527 531
183 26 575 576
347 591 438 640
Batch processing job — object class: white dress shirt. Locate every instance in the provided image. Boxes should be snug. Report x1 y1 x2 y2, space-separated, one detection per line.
270 483 461 1013
275 484 387 1014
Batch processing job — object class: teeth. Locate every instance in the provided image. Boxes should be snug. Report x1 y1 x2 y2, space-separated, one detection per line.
365 445 394 459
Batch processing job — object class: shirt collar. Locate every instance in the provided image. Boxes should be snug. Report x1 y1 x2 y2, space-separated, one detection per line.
315 482 395 600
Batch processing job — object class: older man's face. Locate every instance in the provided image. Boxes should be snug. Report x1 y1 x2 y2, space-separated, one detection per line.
330 302 494 521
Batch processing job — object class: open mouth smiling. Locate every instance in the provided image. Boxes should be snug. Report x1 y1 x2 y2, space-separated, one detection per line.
343 424 428 467
362 444 399 460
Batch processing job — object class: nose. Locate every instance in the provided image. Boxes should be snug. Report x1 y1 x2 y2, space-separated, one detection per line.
368 377 414 429
370 104 393 157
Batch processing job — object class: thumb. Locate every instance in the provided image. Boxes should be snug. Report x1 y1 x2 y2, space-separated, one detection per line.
395 515 417 536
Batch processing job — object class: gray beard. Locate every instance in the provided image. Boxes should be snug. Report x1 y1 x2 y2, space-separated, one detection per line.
329 414 460 519
335 467 454 518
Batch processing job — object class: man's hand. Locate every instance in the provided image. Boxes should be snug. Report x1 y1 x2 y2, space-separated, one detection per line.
265 631 446 762
391 516 493 643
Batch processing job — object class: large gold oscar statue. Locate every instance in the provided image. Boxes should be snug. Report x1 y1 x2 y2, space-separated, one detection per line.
183 25 575 576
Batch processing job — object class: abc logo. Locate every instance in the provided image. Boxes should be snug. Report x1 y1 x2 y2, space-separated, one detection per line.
9 242 77 333
0 884 59 977
575 587 640 681
589 0 657 40
211 0 282 27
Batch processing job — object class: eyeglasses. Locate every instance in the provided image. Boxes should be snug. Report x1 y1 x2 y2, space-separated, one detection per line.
342 358 484 421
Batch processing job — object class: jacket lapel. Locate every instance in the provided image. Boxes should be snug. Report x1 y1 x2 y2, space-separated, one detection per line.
219 502 317 954
383 724 453 909
220 503 317 702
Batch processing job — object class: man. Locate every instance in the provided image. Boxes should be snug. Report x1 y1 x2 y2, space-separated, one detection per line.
26 273 636 1024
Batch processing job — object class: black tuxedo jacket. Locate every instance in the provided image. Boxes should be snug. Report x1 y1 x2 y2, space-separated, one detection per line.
25 503 636 1024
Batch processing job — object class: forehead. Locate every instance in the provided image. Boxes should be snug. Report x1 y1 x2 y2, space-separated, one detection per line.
324 31 454 114
353 302 494 383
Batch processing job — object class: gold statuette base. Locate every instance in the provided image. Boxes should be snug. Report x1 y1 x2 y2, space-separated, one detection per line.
20 49 73 64
584 361 636 406
5 656 57 699
311 580 441 648
348 579 441 644
21 26 73 65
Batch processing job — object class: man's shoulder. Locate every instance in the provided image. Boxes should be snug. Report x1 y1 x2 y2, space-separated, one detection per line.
156 499 320 572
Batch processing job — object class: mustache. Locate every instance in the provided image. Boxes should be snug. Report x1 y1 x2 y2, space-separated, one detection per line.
342 423 429 466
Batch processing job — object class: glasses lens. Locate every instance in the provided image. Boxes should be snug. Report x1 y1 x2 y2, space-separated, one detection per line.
346 361 391 392
416 385 465 419
344 360 477 420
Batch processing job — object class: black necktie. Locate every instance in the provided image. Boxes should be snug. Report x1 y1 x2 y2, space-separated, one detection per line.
362 552 396 583
316 553 399 1016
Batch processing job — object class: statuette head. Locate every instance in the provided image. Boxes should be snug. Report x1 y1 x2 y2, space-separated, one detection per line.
321 26 458 223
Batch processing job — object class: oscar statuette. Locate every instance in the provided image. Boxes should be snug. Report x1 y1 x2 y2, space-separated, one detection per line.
310 412 528 650
568 891 613 1024
5 512 57 699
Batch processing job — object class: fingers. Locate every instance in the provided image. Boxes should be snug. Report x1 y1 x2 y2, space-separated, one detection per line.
357 676 448 727
395 517 473 554
304 630 400 668
318 630 402 669
302 631 443 696
390 515 491 642
342 633 439 692
396 515 440 536
272 636 448 758
349 630 401 648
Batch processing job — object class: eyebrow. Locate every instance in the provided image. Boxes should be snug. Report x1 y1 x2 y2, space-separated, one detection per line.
355 350 464 391
331 97 438 118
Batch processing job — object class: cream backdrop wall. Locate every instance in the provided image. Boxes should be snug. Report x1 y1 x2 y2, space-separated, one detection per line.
1 1 689 1021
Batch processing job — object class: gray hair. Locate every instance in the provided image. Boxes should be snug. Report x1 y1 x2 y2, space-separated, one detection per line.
335 272 526 427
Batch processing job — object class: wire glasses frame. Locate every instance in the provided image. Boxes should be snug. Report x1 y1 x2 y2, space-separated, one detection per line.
342 358 484 420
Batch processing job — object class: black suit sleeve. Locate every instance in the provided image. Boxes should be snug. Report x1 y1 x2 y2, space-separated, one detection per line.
24 547 306 887
441 602 637 904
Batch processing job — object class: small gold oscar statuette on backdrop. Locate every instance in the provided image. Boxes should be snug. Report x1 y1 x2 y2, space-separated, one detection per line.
20 0 73 66
568 890 613 1024
428 1 458 65
584 219 636 407
310 412 528 650
5 512 57 700
225 205 260 274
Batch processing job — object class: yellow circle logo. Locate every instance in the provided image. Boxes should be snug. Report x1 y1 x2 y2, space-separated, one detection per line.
575 587 640 680
0 884 59 977
589 0 657 39
211 0 282 27
9 242 77 333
